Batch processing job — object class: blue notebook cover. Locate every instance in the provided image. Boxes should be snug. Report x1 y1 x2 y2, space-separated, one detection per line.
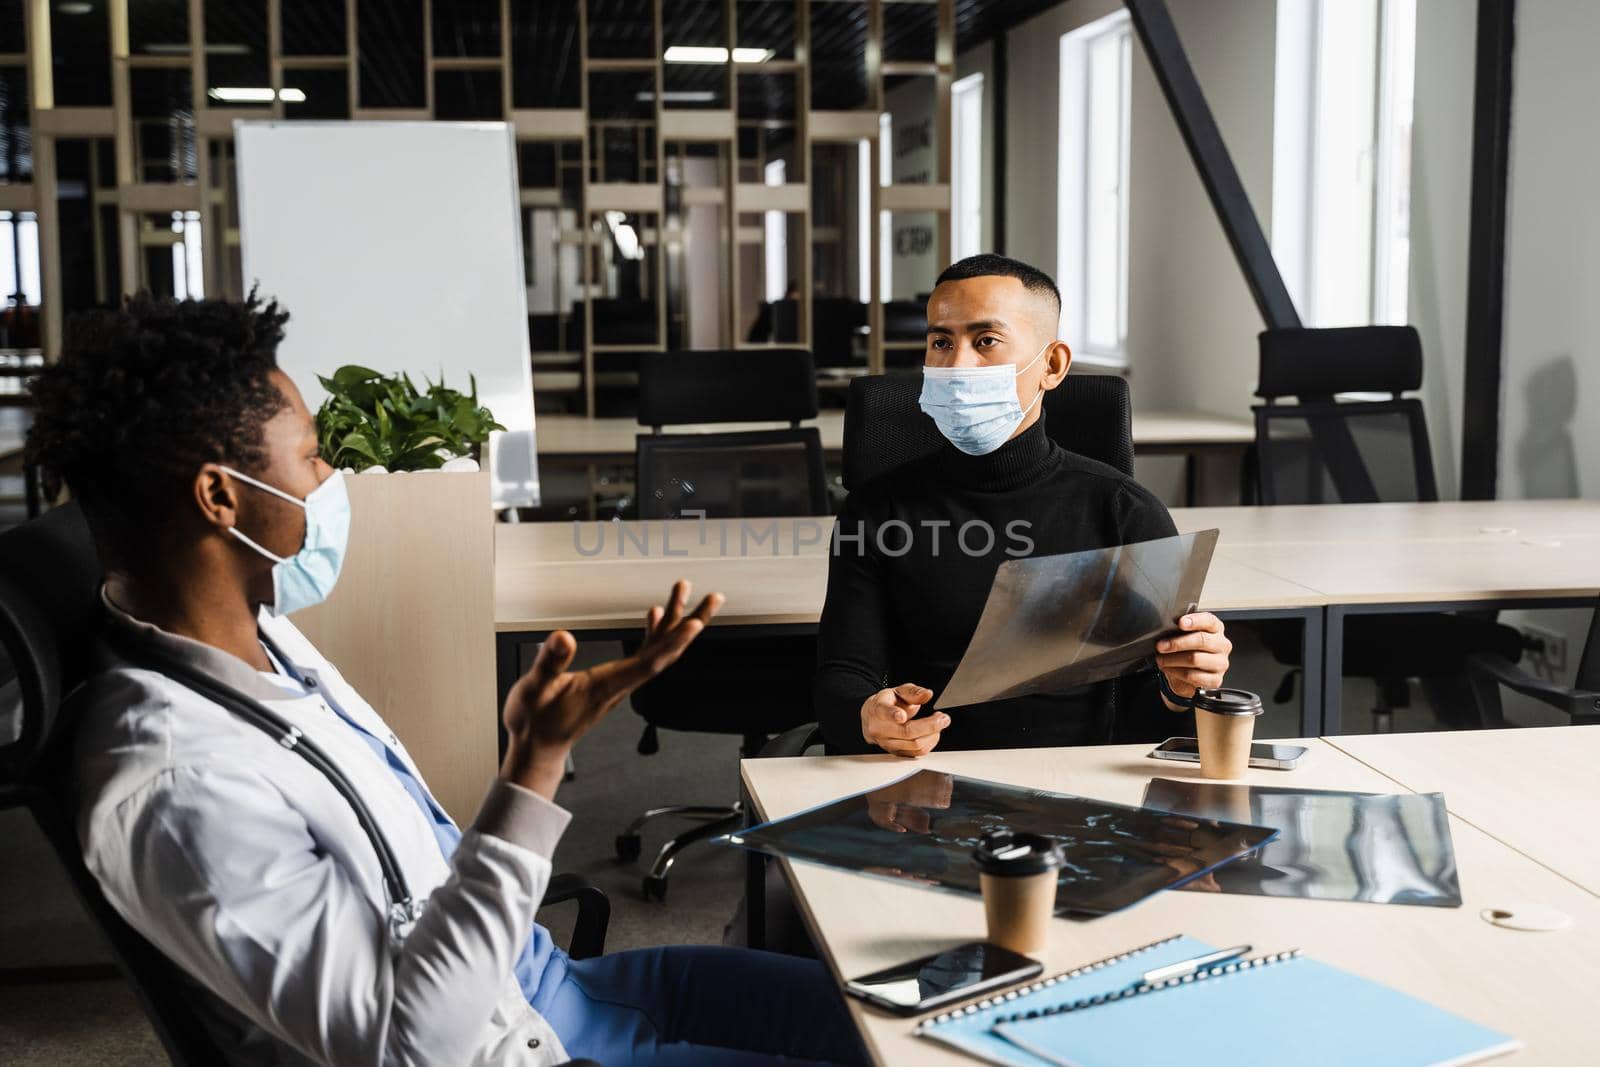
917 935 1519 1067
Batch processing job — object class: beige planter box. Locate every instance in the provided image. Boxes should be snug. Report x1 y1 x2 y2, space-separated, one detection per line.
294 470 497 824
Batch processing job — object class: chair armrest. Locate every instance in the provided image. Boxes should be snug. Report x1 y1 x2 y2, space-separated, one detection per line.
1467 652 1600 720
544 873 610 960
758 723 823 758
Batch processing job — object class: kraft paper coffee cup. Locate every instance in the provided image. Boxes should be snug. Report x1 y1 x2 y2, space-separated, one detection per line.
1193 688 1265 780
972 831 1064 957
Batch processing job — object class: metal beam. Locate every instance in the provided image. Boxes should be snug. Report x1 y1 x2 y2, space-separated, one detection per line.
1460 0 1516 500
1123 0 1300 330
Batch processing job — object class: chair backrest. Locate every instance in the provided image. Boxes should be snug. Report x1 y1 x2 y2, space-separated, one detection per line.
635 428 829 519
841 372 1135 490
1253 326 1438 505
1253 399 1437 504
0 504 228 1065
637 348 818 428
1257 325 1423 401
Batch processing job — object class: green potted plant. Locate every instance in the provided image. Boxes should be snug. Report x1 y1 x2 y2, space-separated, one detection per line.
315 364 506 473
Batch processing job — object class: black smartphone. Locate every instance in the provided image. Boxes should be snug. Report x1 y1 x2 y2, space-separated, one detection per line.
1149 736 1308 770
843 941 1043 1016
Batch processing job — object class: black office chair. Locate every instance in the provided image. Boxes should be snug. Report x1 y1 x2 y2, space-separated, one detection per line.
618 349 827 901
0 504 608 1065
1251 326 1525 730
1467 604 1600 726
768 297 868 369
842 369 1136 489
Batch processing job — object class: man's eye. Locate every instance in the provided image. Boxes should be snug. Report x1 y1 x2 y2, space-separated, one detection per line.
976 336 998 349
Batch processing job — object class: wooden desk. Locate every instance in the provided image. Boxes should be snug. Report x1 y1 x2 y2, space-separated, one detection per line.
533 410 1254 460
1175 498 1600 546
1329 725 1600 897
1225 526 1599 733
493 517 1328 730
739 738 1599 1065
494 501 1600 733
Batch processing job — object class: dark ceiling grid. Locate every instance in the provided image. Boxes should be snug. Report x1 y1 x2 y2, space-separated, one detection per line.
280 0 348 56
357 0 426 109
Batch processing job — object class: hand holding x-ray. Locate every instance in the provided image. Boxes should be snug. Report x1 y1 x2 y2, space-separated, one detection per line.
935 530 1220 710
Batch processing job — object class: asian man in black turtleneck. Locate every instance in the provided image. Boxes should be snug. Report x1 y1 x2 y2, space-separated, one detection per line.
814 255 1233 756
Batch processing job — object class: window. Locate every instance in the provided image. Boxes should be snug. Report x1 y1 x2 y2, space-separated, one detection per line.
1272 0 1416 327
1058 11 1132 363
878 111 891 299
0 211 41 306
170 211 204 300
951 72 984 262
763 158 787 302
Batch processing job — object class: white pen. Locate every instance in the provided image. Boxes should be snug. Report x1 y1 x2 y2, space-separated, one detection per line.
1138 945 1253 985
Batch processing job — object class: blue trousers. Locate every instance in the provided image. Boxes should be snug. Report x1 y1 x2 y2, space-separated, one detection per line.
530 945 868 1066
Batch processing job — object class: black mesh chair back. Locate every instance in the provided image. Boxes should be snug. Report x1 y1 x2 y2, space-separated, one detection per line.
635 429 829 519
635 348 827 519
0 504 230 1065
842 371 1135 490
637 348 818 428
1253 326 1438 505
1254 399 1437 504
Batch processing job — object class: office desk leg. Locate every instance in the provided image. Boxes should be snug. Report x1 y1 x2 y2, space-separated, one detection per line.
1215 607 1323 737
1301 608 1324 737
1322 606 1345 737
740 779 766 951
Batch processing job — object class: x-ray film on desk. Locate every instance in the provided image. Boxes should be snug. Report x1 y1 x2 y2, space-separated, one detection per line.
936 529 1220 710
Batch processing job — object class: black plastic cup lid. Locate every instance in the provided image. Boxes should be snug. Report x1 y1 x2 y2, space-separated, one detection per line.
1193 687 1265 716
972 830 1065 876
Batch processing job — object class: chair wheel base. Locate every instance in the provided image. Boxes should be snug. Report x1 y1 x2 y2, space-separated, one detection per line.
615 834 642 863
642 875 668 902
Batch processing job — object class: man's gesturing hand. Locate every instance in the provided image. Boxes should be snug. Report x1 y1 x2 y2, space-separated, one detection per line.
860 683 947 758
503 580 723 798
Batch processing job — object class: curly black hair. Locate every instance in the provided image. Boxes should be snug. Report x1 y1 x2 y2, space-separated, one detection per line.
25 291 290 567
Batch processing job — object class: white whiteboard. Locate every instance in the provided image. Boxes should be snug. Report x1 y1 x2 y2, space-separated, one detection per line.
236 121 539 508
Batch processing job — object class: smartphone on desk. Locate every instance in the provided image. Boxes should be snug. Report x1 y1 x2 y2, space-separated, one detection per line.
1149 737 1307 770
844 941 1042 1017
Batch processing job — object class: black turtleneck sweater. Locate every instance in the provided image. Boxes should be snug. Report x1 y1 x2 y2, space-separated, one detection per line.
814 412 1182 754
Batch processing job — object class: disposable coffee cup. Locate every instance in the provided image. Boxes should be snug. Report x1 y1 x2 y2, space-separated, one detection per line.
1193 688 1265 780
972 830 1063 957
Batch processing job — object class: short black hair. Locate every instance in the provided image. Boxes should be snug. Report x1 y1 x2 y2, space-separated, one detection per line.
935 254 1062 314
26 292 290 566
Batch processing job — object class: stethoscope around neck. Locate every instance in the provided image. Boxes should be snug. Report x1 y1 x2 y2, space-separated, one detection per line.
105 626 424 943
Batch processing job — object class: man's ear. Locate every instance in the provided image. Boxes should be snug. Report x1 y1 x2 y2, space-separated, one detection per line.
193 464 243 533
1041 340 1073 389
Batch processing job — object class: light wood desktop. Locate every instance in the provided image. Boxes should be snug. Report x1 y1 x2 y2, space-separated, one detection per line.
500 502 1600 633
1174 498 1600 546
740 738 1598 1065
494 517 1327 636
1330 725 1600 897
533 409 1255 459
493 500 1599 734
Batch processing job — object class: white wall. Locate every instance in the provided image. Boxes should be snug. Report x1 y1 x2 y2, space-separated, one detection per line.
957 40 998 256
1004 0 1277 421
883 76 940 298
1492 0 1600 711
1499 0 1597 504
1405 0 1476 500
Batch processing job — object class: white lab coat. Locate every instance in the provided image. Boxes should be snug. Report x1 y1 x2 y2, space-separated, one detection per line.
73 592 573 1066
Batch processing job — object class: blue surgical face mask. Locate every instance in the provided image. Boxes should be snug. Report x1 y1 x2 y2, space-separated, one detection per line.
222 466 351 616
919 340 1052 456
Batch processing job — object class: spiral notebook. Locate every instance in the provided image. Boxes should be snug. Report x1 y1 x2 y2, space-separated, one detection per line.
915 935 1518 1067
